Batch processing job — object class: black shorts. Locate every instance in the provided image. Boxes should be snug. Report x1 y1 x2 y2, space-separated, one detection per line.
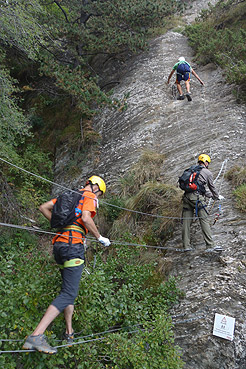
53 242 85 265
51 242 85 312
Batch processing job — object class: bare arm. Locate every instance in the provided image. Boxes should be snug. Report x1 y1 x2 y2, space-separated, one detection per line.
82 210 100 239
39 200 54 221
167 69 175 84
191 69 204 85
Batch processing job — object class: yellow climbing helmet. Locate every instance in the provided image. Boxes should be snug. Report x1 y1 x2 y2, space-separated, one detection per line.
87 175 106 194
198 154 211 164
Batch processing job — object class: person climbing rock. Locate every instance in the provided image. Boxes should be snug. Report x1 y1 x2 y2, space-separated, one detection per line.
181 154 224 252
167 57 204 101
23 176 111 354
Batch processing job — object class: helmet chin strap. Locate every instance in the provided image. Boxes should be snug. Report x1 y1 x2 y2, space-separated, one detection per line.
90 183 101 196
90 183 95 193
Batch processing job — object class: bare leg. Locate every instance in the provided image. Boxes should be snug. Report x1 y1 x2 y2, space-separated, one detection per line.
185 80 190 93
177 83 183 95
32 304 60 336
64 304 74 334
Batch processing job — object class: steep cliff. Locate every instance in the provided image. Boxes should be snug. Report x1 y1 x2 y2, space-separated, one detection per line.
54 0 246 367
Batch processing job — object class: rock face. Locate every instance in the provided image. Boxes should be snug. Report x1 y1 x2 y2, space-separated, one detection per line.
92 1 246 367
55 0 246 367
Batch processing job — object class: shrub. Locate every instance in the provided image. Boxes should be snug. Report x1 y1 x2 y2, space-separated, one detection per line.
233 184 246 212
185 0 246 100
0 237 183 368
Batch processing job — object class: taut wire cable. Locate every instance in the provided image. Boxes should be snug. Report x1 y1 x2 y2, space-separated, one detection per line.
0 156 227 220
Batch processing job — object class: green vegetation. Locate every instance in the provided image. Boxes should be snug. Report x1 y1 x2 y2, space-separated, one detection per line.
1 0 185 129
233 184 246 212
0 0 186 217
0 232 183 368
226 165 246 212
0 2 188 367
2 0 246 365
185 0 246 101
0 149 184 367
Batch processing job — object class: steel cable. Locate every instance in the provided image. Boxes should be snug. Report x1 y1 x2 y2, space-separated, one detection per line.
0 156 226 220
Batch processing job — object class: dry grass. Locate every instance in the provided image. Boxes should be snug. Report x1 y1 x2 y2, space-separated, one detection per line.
110 151 183 244
226 165 246 213
234 184 246 213
132 150 165 181
117 150 166 197
226 165 246 187
126 182 182 217
111 182 182 244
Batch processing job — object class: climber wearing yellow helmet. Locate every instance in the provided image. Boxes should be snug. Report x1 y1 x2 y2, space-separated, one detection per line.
180 154 224 252
23 176 110 354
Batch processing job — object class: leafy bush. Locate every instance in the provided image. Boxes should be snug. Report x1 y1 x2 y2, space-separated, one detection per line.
0 60 30 161
0 143 53 223
101 196 125 224
0 235 183 368
185 0 246 100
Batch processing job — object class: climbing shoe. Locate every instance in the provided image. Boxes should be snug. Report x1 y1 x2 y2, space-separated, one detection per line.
23 334 57 354
186 93 192 102
63 331 74 345
177 95 185 100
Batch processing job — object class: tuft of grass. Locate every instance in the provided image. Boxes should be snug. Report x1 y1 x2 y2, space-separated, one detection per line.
185 0 246 101
126 182 181 215
226 165 246 187
226 165 246 213
110 151 182 245
233 184 246 212
117 150 166 197
111 182 182 244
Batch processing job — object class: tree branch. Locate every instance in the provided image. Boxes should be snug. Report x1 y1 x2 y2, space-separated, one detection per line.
53 0 69 23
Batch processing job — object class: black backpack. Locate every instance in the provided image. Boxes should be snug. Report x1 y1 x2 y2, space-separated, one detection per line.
50 190 84 228
178 165 205 194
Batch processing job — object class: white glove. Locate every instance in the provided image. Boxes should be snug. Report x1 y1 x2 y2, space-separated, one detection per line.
98 235 111 247
218 195 225 201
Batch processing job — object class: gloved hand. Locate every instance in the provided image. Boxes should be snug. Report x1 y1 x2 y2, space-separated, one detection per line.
98 235 111 247
218 195 225 201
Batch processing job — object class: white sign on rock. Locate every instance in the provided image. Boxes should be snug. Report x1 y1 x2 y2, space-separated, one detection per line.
213 313 235 341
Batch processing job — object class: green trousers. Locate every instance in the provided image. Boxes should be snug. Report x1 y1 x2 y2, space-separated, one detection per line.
182 193 214 249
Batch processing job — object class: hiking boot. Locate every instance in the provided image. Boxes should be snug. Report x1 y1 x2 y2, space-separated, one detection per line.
177 95 185 100
186 93 192 101
63 331 74 345
23 334 57 354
